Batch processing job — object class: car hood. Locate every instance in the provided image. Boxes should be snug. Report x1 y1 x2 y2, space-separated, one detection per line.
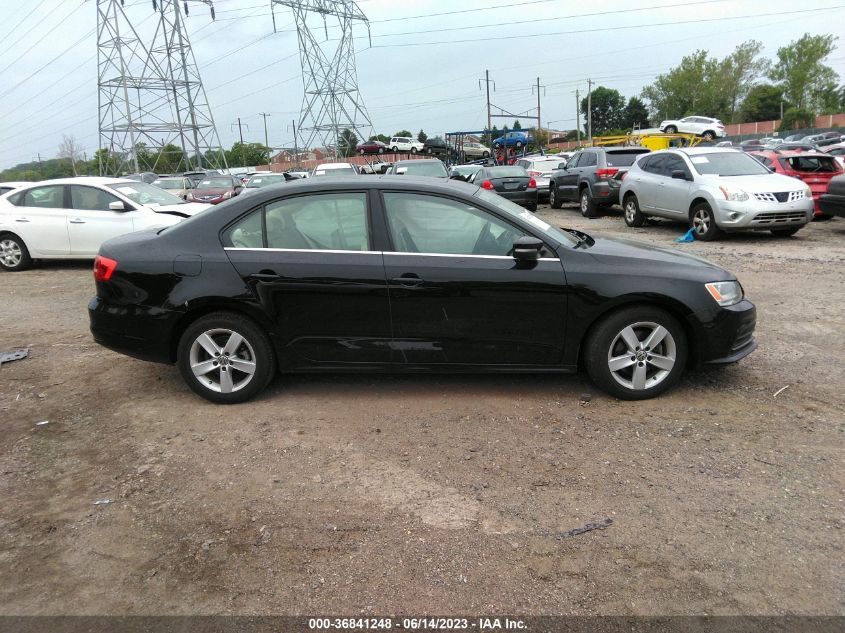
583 234 732 282
698 173 805 193
147 202 210 217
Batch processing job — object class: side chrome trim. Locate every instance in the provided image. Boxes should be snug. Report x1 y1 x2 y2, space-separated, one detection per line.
223 247 560 262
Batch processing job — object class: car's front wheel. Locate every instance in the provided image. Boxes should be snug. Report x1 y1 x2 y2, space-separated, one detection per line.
690 202 723 241
584 306 688 400
623 194 645 227
0 233 32 272
664 125 678 134
549 184 562 209
177 312 276 404
702 131 715 141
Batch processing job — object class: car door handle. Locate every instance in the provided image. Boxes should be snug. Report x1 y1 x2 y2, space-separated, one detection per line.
15 218 29 223
69 218 86 224
391 274 424 287
249 272 281 281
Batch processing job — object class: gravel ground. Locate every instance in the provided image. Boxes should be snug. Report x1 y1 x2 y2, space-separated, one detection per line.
0 203 843 616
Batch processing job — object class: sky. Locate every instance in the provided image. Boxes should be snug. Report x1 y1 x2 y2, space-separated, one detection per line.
1 0 844 170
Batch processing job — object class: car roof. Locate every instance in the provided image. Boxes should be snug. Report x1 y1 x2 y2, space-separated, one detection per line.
315 163 354 169
392 159 446 166
9 176 133 187
673 147 747 156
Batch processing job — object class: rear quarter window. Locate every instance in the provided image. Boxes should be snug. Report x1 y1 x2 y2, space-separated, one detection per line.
605 151 649 167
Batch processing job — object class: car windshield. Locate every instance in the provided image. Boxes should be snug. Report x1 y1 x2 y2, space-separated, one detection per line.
246 175 288 188
108 181 185 205
605 151 648 166
313 167 356 176
153 179 184 190
398 162 447 177
688 152 770 176
487 166 526 178
474 189 579 247
197 177 234 188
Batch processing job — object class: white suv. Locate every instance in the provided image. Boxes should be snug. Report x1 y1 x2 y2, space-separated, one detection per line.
659 116 726 140
389 136 424 153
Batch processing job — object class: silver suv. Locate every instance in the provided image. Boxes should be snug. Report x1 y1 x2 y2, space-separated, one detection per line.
619 148 814 240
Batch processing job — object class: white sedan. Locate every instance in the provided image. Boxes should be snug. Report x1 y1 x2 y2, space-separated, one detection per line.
0 177 210 271
659 116 726 140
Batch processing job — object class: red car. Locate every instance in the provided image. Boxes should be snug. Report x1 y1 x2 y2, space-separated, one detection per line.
356 140 387 155
749 150 843 218
185 175 243 205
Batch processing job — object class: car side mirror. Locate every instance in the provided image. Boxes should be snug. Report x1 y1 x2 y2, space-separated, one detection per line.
512 236 544 262
671 170 690 181
558 162 568 169
108 201 128 211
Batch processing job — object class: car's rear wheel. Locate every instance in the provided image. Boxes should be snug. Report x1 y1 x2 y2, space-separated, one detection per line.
525 202 537 212
702 131 715 141
0 234 32 272
549 185 562 209
580 188 597 218
391 146 398 153
771 227 801 237
516 141 524 148
623 194 645 227
358 149 365 155
482 151 489 158
584 306 688 400
664 125 678 134
690 202 723 241
177 312 275 404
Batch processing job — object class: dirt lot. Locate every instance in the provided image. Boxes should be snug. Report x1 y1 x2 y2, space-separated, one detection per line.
1 204 843 616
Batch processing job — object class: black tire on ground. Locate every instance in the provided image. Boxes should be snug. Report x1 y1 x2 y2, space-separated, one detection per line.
702 131 715 141
771 227 801 237
664 125 677 134
813 213 834 221
482 151 489 158
583 305 688 400
689 202 723 241
525 202 537 212
177 312 276 404
549 185 562 209
0 233 32 272
580 188 598 218
623 194 645 227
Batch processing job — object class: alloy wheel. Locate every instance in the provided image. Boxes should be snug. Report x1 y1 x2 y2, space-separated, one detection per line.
607 321 677 391
580 192 589 214
0 239 22 268
692 207 712 236
189 328 257 394
625 200 637 223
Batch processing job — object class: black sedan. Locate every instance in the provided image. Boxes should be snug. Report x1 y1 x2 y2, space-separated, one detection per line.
89 177 757 404
469 165 538 211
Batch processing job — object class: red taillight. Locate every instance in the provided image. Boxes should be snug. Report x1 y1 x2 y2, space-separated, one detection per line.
527 177 537 188
481 179 495 190
596 168 619 179
94 255 117 282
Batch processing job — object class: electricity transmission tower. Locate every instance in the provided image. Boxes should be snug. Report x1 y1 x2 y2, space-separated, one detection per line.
270 0 374 157
97 0 227 175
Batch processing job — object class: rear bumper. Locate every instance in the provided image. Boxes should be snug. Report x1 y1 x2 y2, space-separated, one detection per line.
819 193 845 218
499 188 539 207
88 296 175 364
590 181 621 204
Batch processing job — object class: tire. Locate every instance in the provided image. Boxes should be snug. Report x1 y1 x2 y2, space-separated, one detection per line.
410 147 417 154
525 202 537 212
771 227 801 237
623 194 645 227
689 202 723 241
516 141 524 148
584 305 688 400
378 147 384 154
177 312 276 404
664 125 678 134
482 151 489 158
0 233 32 272
549 184 562 209
814 213 834 221
702 131 715 141
579 187 597 218
391 146 398 153
358 149 365 155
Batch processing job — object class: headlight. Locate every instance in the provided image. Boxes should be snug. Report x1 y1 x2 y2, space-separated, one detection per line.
719 185 749 202
803 185 812 198
705 281 743 307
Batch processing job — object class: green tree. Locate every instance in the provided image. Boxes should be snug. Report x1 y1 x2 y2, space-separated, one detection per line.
740 84 787 122
369 134 390 143
225 142 270 167
581 86 626 136
336 129 358 158
417 129 428 143
512 120 522 130
779 107 815 131
393 130 412 138
622 96 650 130
769 33 839 112
718 41 770 123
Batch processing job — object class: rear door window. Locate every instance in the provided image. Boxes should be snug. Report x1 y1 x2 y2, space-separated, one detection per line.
266 193 369 251
579 152 597 167
21 185 65 208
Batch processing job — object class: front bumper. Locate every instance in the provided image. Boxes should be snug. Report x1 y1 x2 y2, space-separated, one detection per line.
694 300 758 365
89 296 175 364
713 198 813 230
819 193 845 218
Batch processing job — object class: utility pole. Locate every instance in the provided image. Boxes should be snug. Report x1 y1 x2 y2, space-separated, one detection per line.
587 79 593 141
231 118 248 167
532 77 545 150
37 153 43 179
575 89 581 144
259 112 271 166
291 119 299 168
479 70 495 144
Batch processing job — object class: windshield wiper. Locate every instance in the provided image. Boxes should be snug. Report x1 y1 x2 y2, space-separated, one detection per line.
563 227 591 249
